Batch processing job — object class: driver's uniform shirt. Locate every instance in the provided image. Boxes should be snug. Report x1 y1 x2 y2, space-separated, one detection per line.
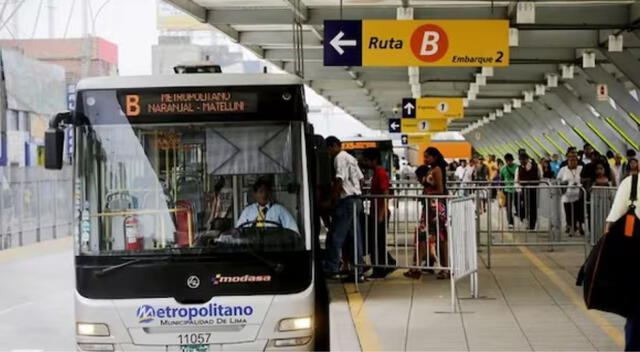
236 202 299 233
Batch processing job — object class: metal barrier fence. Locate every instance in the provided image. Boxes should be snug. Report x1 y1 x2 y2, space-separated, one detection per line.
0 166 72 250
352 194 478 312
449 183 590 268
589 186 617 244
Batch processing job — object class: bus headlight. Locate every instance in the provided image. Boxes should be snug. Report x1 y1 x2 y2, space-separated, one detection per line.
77 343 114 352
278 317 312 331
77 323 110 336
272 336 312 347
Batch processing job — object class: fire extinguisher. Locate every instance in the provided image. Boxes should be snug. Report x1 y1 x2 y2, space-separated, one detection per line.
124 216 143 250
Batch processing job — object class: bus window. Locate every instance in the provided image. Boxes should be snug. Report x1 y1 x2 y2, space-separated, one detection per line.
76 122 305 255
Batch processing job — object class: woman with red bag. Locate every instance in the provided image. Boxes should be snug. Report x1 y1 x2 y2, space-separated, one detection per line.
404 147 449 280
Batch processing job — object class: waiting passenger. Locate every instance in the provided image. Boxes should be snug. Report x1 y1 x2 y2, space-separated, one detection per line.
557 153 584 236
236 178 299 233
500 153 518 229
363 148 396 278
324 136 365 282
516 152 540 230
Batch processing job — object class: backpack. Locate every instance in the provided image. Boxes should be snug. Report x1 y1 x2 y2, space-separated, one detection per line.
576 175 640 318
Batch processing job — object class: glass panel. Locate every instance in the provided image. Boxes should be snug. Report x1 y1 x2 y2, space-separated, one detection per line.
76 121 305 256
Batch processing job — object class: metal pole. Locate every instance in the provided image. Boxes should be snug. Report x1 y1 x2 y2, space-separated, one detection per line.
353 202 359 291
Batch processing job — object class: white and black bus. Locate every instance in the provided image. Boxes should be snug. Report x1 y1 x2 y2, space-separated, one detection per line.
45 71 330 351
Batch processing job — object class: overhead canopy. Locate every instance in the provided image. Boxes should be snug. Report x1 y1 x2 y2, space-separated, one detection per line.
166 0 640 156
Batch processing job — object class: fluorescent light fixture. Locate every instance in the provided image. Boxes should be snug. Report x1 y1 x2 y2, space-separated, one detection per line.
481 67 494 77
560 118 567 126
469 83 480 94
513 99 522 108
516 1 535 24
496 109 504 117
503 103 512 113
482 116 490 123
409 75 419 85
582 51 596 68
535 84 546 96
396 6 414 20
509 28 519 47
561 65 574 79
546 74 558 88
587 104 600 117
463 98 469 107
362 88 371 96
608 34 623 52
475 74 486 86
489 112 496 120
524 90 534 102
467 91 477 100
411 85 421 98
408 66 419 77
355 79 365 88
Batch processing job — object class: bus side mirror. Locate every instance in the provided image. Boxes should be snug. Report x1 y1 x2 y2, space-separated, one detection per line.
44 112 72 170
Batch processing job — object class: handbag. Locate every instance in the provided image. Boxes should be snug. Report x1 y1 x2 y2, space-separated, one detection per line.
577 175 640 318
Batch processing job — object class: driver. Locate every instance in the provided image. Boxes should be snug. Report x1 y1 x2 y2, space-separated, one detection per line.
236 178 299 233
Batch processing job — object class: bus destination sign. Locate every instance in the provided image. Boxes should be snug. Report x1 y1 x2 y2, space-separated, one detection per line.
122 91 258 117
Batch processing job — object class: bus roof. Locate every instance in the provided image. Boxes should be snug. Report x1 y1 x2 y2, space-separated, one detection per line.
76 73 303 91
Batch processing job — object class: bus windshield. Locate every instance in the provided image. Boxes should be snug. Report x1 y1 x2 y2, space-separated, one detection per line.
75 121 307 256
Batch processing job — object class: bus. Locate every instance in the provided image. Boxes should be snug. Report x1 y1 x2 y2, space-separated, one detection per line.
45 71 330 351
340 136 395 178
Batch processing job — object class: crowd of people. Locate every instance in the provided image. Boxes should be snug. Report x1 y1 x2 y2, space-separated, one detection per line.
322 137 450 282
446 144 639 234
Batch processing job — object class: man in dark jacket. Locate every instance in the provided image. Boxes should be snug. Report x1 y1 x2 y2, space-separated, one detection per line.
516 152 540 230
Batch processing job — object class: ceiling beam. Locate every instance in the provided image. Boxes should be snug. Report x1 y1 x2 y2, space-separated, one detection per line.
205 4 630 26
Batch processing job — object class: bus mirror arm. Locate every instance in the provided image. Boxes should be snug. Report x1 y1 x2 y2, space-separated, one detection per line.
44 111 73 170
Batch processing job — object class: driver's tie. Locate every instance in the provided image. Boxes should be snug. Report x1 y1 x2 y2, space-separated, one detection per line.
256 206 267 227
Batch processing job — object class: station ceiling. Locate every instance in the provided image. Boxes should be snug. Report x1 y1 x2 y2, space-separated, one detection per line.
167 0 640 156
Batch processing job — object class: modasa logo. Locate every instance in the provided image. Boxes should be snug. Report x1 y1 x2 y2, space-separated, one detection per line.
136 305 155 323
410 24 449 63
212 273 272 285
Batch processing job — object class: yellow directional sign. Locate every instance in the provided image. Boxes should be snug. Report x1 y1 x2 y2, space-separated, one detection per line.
401 134 432 145
402 97 464 119
418 97 464 119
361 20 509 67
401 119 448 133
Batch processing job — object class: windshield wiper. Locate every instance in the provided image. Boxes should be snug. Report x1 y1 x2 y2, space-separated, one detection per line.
95 256 171 278
242 247 284 274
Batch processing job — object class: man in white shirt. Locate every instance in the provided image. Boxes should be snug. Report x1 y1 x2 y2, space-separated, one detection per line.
454 159 467 181
324 136 365 280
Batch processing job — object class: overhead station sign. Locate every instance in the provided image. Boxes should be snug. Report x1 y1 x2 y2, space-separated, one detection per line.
324 20 509 67
401 134 431 145
402 97 464 119
402 119 448 133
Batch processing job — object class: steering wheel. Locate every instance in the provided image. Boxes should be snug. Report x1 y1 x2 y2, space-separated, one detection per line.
237 220 284 229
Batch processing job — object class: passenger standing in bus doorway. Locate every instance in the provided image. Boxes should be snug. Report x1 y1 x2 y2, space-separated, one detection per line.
516 152 540 230
324 136 366 282
363 148 396 278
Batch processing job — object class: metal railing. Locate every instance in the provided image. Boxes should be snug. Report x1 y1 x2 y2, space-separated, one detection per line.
449 183 590 268
0 166 72 250
589 186 617 244
352 193 479 312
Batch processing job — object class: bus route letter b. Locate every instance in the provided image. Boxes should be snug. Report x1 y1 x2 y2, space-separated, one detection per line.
410 24 448 63
126 95 141 116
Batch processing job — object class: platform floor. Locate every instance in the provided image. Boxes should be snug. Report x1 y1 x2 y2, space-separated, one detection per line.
338 245 625 351
0 237 627 351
